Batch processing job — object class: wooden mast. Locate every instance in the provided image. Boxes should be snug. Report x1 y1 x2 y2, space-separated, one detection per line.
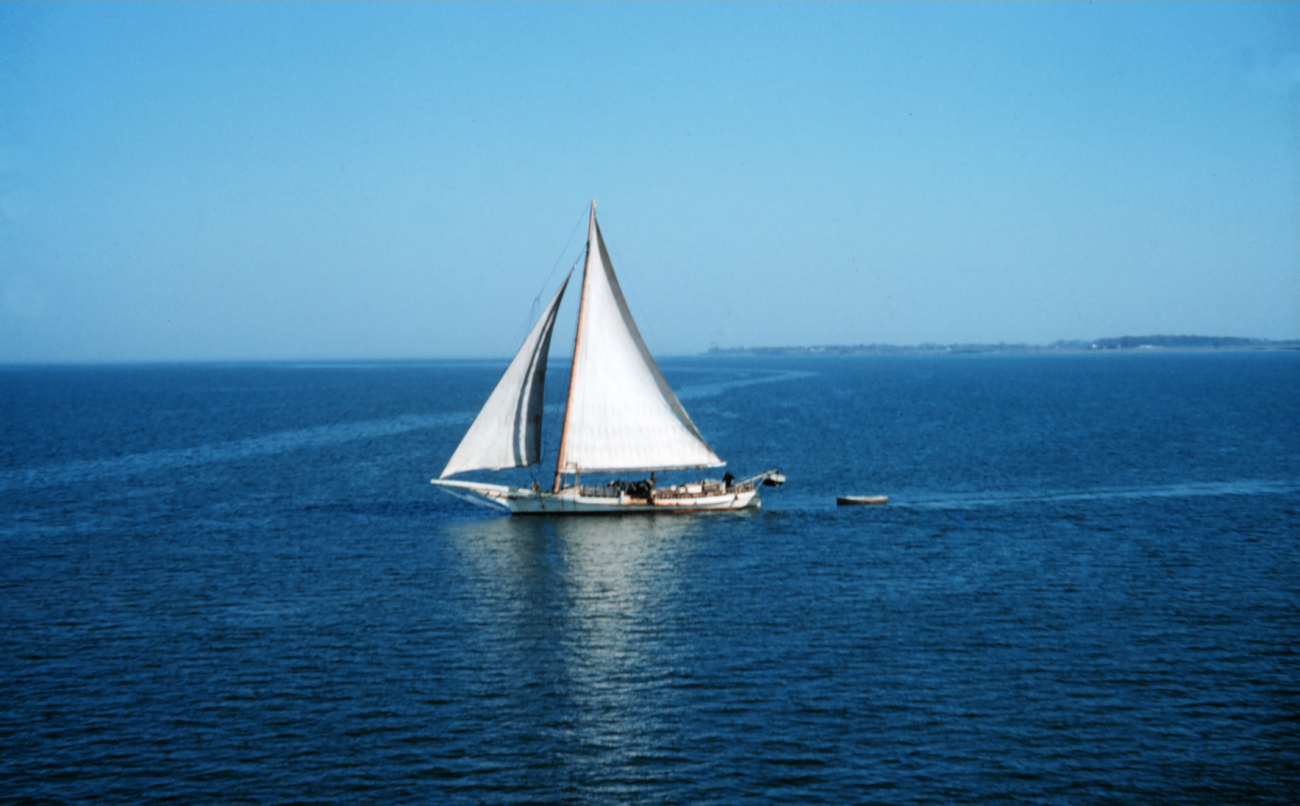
553 201 596 492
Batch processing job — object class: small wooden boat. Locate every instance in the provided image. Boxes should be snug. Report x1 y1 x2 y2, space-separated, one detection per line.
837 495 888 506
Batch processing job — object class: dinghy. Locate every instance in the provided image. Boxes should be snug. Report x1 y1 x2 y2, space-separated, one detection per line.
837 496 888 506
431 203 784 514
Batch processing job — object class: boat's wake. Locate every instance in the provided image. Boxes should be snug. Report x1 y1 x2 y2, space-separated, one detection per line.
893 479 1299 510
672 369 818 401
0 413 468 492
0 369 812 492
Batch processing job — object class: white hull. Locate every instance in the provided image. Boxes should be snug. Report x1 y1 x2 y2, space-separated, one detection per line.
432 478 760 515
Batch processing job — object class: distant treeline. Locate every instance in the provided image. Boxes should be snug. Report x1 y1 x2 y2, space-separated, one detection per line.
707 335 1300 356
1088 335 1290 350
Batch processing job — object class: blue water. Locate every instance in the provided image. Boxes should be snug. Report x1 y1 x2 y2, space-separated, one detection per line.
2 353 1297 803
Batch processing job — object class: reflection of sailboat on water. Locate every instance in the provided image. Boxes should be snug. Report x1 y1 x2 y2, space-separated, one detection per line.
432 202 784 514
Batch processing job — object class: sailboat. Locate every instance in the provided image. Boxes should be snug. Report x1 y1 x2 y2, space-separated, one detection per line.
431 202 784 514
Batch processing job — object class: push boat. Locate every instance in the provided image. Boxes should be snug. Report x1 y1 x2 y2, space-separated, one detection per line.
837 495 888 506
431 202 784 515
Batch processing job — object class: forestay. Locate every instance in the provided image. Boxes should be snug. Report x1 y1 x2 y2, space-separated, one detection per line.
439 272 571 478
556 209 723 474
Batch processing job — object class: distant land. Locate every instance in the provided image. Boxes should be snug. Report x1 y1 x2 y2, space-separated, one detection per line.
706 335 1300 356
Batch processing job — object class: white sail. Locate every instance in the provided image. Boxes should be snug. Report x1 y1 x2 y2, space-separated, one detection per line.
439 272 571 478
555 206 723 476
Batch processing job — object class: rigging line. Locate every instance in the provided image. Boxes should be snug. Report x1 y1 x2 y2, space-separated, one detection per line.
508 206 587 360
522 252 582 474
528 204 589 319
528 204 585 480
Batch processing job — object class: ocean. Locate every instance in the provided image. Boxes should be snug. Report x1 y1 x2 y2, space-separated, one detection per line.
1 352 1297 803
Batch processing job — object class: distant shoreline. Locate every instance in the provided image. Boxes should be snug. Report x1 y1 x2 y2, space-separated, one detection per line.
706 336 1300 356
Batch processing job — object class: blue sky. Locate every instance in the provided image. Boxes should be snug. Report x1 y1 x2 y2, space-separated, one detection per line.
1 2 1296 361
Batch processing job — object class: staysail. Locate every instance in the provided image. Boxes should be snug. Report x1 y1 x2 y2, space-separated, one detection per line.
439 272 571 478
555 205 723 477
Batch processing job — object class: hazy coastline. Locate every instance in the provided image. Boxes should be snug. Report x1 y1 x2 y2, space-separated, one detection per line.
707 335 1300 356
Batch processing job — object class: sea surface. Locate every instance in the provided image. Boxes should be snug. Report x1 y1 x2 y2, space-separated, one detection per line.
2 352 1297 804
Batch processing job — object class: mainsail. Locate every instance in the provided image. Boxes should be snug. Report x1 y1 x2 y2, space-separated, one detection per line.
555 205 723 478
439 272 571 478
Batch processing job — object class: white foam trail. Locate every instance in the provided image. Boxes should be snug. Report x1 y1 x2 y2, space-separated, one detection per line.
673 369 817 401
895 480 1298 510
0 412 471 491
1 368 811 491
